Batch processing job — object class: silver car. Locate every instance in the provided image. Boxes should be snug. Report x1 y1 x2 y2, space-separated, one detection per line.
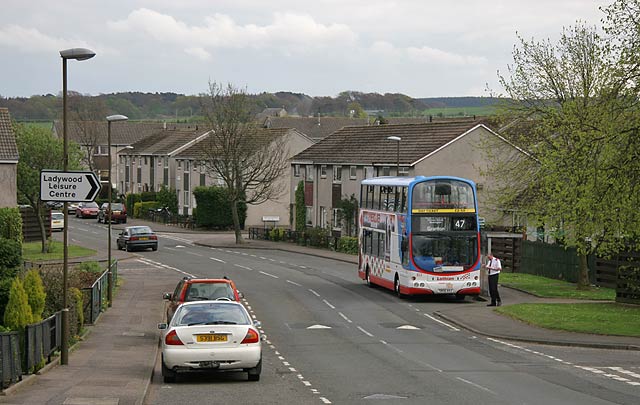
158 301 262 383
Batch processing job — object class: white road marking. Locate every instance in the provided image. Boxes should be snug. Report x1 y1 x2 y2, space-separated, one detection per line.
309 289 320 297
209 257 226 263
322 299 335 309
259 271 279 278
234 264 253 271
286 280 302 287
338 312 353 323
357 326 374 337
424 313 460 331
456 377 495 394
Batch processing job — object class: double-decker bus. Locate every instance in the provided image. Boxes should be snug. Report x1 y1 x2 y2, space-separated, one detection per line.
358 176 481 298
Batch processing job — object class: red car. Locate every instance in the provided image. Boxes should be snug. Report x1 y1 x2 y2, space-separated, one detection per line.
76 201 100 218
98 202 127 224
163 277 243 321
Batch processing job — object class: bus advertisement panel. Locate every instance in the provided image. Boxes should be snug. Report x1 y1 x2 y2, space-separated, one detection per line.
358 176 481 298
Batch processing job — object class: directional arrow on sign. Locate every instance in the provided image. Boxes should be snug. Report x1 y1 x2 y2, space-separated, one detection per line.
40 170 102 202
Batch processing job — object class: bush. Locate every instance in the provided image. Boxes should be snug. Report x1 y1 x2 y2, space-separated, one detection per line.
157 186 179 215
126 193 142 215
304 227 331 248
193 186 246 229
268 228 286 242
133 201 161 218
0 237 22 272
3 278 33 331
337 237 358 255
0 207 23 245
23 269 46 322
140 191 157 202
295 181 305 232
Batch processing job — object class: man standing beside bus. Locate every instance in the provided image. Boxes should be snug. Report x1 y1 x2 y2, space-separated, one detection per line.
486 253 502 306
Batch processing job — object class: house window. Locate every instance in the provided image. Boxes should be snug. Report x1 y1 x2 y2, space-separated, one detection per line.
332 208 341 229
305 165 314 181
398 166 409 176
178 160 182 168
164 157 169 167
144 156 148 165
333 166 342 182
95 145 108 156
294 164 300 177
382 166 390 176
320 165 327 178
138 157 142 166
350 166 357 180
184 191 190 207
305 207 313 226
364 166 374 179
185 160 190 171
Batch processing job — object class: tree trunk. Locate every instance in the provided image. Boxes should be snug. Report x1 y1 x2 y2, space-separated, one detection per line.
231 200 244 244
577 253 590 290
36 205 48 253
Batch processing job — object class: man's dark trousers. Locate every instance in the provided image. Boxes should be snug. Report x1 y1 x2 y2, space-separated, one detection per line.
488 273 501 305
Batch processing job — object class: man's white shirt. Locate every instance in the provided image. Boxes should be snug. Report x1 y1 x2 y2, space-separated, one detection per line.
487 257 502 275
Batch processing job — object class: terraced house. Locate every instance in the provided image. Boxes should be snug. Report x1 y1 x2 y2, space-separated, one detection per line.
291 119 517 234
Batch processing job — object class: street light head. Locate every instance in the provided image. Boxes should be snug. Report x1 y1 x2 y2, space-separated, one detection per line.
106 114 129 122
387 136 402 141
60 48 96 61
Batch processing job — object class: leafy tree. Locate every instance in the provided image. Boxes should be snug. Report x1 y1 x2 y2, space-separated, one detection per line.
295 180 306 232
200 82 289 243
15 124 82 252
488 21 640 289
346 102 367 118
3 278 33 330
23 269 46 322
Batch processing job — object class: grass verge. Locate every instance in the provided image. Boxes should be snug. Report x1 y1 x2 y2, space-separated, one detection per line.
23 240 96 261
500 272 615 300
496 303 640 337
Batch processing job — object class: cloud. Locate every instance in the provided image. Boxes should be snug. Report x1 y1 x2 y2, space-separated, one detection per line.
184 47 212 61
406 46 487 66
0 24 85 53
108 8 357 53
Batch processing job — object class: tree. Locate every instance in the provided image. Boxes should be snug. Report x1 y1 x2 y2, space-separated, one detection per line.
488 21 640 289
3 278 33 331
23 269 46 322
68 94 109 173
15 124 82 252
157 185 179 215
200 82 289 243
295 180 306 232
337 194 359 236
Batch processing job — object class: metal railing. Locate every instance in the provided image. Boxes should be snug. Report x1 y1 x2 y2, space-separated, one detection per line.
24 312 62 373
83 261 117 324
0 332 22 389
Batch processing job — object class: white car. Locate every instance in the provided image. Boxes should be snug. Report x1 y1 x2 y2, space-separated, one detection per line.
51 211 64 231
158 301 262 383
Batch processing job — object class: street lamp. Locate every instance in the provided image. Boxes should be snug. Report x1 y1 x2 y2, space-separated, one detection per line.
387 136 401 175
60 47 95 366
106 115 128 308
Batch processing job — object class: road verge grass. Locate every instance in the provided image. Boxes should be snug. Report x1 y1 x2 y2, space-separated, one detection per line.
23 240 96 261
497 273 639 336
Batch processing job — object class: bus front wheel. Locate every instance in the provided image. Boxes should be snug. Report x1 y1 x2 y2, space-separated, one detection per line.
394 275 404 299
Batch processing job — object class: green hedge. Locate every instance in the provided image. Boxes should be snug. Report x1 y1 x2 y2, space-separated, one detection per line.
133 201 161 218
337 237 358 255
193 186 246 229
0 207 22 245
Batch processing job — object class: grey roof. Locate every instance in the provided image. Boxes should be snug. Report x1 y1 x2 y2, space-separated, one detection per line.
126 127 210 156
0 108 19 161
175 128 302 159
292 119 491 165
52 121 199 146
263 116 369 140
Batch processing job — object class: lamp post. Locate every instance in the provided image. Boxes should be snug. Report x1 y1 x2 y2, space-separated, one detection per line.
106 115 128 307
387 136 401 175
60 47 95 365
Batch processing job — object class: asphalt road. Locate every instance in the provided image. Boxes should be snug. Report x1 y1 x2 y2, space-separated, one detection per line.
64 217 640 405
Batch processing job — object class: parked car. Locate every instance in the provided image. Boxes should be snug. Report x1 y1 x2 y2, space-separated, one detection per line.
163 277 243 321
76 201 100 218
116 226 158 252
67 202 79 215
97 202 127 223
50 211 64 231
158 301 262 383
46 201 63 210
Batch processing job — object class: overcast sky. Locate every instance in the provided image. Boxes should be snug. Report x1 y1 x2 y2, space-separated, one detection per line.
0 0 607 99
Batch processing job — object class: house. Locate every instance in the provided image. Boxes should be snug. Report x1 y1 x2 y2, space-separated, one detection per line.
290 119 515 234
262 116 369 141
173 128 315 227
0 108 19 207
120 126 211 196
52 120 180 190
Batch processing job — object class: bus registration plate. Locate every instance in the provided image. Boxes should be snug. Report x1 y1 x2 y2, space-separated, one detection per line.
196 334 227 342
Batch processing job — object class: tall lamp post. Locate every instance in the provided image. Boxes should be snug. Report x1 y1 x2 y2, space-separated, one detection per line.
106 115 128 308
387 136 401 175
60 47 95 365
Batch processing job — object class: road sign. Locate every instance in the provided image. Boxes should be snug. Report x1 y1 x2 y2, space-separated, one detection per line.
40 170 101 202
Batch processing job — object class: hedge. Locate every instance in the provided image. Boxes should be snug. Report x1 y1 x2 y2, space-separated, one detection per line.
133 201 162 218
0 207 23 245
193 186 246 229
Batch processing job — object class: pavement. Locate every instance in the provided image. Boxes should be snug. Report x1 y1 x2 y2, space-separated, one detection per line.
2 218 639 404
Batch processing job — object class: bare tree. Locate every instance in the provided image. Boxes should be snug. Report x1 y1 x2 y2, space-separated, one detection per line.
200 82 289 243
68 94 109 172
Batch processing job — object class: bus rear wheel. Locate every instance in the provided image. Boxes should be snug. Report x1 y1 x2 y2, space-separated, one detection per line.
366 268 374 288
394 275 404 299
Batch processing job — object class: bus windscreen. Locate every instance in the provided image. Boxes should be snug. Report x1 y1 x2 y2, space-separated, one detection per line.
411 180 475 213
